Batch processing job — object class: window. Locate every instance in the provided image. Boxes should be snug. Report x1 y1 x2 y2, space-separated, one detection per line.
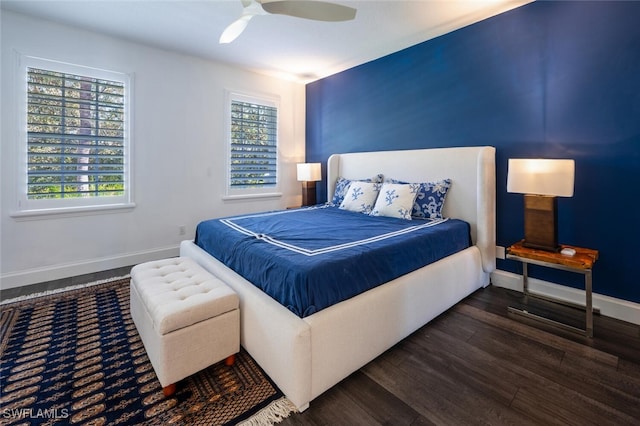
15 55 132 215
226 92 279 198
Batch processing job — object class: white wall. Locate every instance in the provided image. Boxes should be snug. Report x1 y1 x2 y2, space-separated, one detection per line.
1 11 306 289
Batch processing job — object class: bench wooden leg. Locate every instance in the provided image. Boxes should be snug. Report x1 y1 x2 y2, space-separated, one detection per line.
163 383 176 397
225 354 236 366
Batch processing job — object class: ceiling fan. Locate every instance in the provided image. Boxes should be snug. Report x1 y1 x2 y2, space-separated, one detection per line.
219 0 357 44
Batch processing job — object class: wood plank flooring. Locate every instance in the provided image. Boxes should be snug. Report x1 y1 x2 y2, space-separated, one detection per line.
0 265 134 300
280 286 640 426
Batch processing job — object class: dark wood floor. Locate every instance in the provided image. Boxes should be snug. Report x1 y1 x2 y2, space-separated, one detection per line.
0 265 134 301
280 286 640 426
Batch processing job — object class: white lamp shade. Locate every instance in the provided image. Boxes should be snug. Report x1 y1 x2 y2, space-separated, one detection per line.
507 159 575 197
297 163 322 182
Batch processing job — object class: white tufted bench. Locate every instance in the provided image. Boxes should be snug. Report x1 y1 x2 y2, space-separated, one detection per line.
130 257 239 396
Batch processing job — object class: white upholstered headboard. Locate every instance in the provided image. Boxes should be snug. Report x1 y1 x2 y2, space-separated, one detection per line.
327 146 496 273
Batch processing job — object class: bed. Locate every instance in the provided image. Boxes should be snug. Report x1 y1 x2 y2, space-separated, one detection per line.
180 146 496 411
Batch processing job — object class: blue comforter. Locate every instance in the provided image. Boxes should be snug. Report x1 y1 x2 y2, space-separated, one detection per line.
195 205 470 317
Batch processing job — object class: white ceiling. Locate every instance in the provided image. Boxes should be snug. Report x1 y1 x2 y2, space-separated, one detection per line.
1 0 532 83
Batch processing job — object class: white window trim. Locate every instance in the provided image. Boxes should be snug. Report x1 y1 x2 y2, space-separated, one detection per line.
223 90 282 200
11 53 134 218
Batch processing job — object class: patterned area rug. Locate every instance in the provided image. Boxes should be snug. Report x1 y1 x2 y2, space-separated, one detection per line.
0 278 296 425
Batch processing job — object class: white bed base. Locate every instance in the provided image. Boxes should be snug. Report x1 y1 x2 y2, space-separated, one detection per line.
180 146 496 411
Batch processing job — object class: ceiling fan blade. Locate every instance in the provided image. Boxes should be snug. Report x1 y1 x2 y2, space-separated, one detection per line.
261 1 356 22
219 15 253 44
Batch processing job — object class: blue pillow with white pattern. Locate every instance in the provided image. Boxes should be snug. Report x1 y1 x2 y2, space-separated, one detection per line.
387 178 452 219
412 179 452 219
330 174 384 206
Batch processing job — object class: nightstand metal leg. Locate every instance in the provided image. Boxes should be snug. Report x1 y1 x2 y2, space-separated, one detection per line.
522 262 529 301
586 271 593 337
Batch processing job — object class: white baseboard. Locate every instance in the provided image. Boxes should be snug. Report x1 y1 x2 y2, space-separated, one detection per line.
0 245 180 290
490 269 640 326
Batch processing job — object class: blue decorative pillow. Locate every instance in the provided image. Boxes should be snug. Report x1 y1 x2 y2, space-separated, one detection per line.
387 177 452 219
339 181 382 214
370 183 420 220
412 179 452 219
330 174 383 206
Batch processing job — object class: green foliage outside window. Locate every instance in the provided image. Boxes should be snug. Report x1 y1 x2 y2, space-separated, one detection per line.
229 100 277 188
27 67 126 199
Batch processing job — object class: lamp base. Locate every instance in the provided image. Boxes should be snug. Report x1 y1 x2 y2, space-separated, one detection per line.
522 194 560 252
301 181 317 206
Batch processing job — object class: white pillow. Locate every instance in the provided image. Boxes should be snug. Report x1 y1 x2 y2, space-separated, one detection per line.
339 181 381 214
370 183 420 220
331 174 383 205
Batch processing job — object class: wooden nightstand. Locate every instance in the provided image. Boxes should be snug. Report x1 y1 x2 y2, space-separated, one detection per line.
506 240 599 337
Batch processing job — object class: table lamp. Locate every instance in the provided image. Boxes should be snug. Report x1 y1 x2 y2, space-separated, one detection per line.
507 158 575 252
297 163 321 206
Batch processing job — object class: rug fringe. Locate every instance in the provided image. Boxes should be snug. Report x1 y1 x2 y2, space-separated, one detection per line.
236 397 297 426
0 274 131 305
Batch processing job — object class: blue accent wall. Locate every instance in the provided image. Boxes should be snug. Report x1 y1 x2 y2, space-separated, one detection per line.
305 1 640 303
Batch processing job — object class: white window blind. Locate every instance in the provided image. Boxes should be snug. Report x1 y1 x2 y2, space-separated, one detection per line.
229 99 278 189
26 67 126 201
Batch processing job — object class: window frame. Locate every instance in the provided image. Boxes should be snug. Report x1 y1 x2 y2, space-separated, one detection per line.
12 54 134 218
223 90 282 200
